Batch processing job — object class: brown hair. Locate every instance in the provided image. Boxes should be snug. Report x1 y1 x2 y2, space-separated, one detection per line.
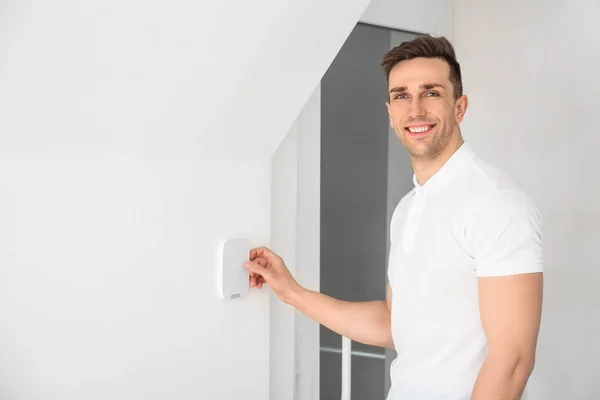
380 35 463 100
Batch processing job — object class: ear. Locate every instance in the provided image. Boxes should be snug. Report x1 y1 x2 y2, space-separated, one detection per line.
455 95 469 123
386 101 393 128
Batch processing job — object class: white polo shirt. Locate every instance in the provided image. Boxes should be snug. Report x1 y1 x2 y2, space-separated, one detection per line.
386 142 543 400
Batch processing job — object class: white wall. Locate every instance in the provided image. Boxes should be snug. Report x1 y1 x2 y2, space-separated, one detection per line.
360 0 453 38
0 0 371 158
271 85 321 400
291 84 321 400
0 153 272 399
453 1 600 398
0 0 370 399
271 115 299 400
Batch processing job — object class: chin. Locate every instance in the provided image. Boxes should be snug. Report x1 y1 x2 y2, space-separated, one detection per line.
402 138 430 154
408 149 431 159
406 143 442 160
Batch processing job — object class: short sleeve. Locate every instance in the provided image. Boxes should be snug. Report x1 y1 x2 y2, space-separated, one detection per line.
465 190 543 277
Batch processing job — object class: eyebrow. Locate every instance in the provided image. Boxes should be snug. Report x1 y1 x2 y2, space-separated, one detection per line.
388 83 445 94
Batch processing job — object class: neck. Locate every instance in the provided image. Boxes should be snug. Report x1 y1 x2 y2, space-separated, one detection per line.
413 132 464 186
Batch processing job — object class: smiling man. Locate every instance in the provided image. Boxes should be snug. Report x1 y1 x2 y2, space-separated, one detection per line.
245 35 543 400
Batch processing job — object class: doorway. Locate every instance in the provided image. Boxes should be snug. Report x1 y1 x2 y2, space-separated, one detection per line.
319 23 419 399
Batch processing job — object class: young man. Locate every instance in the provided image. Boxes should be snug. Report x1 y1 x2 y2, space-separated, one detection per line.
245 35 543 400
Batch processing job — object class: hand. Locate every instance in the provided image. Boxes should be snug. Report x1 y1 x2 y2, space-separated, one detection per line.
248 256 267 289
245 246 301 304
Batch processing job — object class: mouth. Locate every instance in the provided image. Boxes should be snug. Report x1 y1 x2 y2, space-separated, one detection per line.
404 124 436 138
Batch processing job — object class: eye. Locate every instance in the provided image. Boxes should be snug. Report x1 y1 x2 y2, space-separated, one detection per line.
424 91 440 97
395 93 409 100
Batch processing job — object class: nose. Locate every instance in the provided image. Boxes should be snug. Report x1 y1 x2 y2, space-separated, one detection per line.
407 97 426 119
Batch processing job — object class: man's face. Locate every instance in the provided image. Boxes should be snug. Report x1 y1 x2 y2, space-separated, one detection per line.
386 57 467 161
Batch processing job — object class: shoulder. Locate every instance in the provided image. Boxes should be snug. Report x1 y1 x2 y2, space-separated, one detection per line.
389 187 417 239
391 187 416 218
457 156 543 276
461 155 525 196
468 189 541 233
463 155 540 222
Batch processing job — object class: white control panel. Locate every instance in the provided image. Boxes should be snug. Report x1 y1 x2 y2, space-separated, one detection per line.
217 239 250 299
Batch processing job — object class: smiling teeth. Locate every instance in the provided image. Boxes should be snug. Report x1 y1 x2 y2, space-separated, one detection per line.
408 126 432 133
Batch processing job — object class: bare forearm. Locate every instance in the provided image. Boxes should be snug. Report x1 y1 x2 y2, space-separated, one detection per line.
286 286 393 348
471 355 534 400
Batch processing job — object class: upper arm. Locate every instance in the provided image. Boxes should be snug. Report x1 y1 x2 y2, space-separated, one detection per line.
467 190 544 365
478 273 543 365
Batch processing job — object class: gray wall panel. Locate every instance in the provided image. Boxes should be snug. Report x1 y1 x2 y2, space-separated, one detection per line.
320 23 418 399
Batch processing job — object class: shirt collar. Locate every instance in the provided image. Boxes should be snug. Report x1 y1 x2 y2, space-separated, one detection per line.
413 142 476 194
